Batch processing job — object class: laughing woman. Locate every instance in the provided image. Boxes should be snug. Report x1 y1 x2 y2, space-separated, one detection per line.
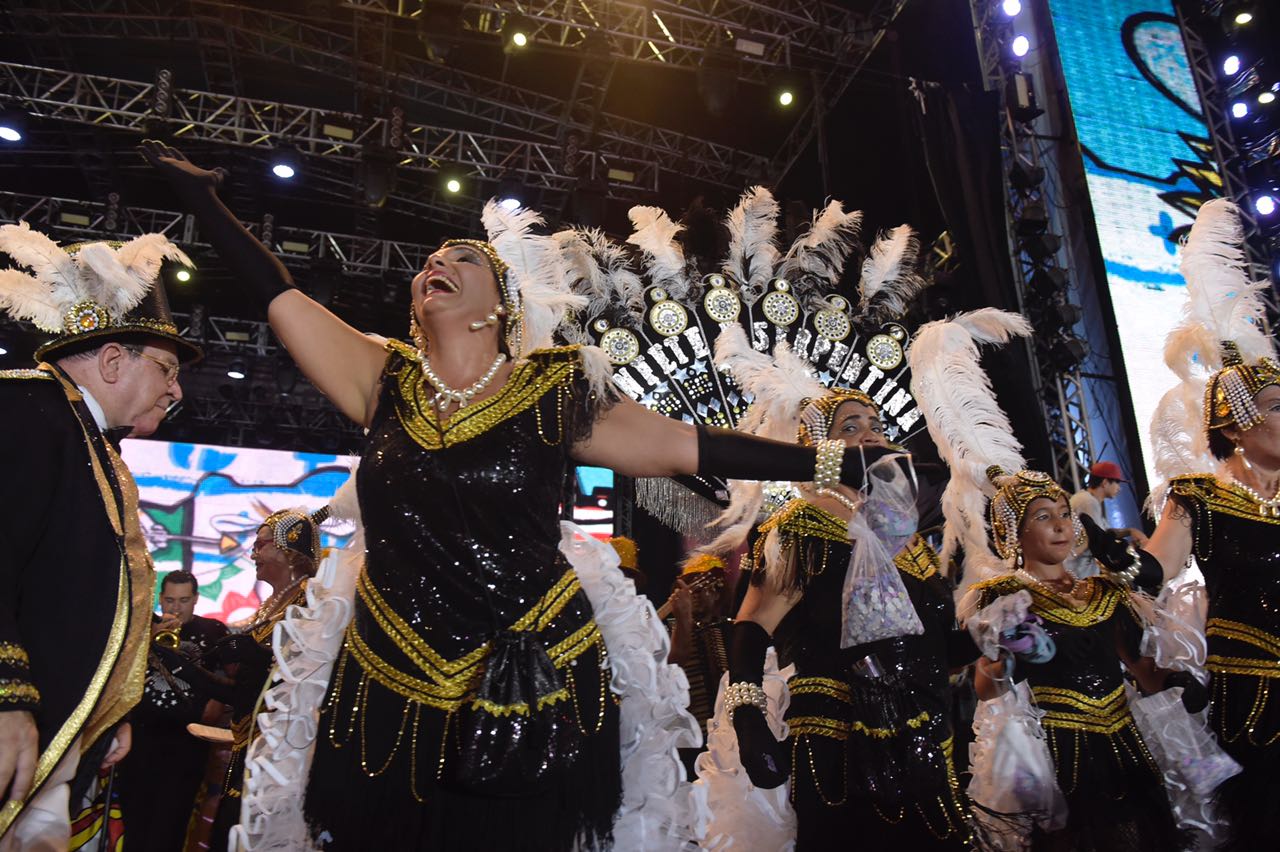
142 142 893 851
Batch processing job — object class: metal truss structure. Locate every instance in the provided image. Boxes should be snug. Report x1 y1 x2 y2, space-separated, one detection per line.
1175 3 1274 284
969 0 1093 488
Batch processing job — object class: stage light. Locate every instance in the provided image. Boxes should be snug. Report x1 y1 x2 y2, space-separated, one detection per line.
1011 160 1045 191
0 345 7 355
1049 301 1083 330
1029 267 1068 298
1257 195 1277 216
778 89 795 107
499 197 520 210
270 145 302 180
1260 91 1276 105
1223 55 1241 76
1001 0 1022 16
1236 12 1253 25
0 110 26 142
495 172 526 210
1021 233 1062 263
1050 334 1089 370
227 359 247 381
504 13 533 51
175 268 192 283
445 177 462 194
1016 201 1049 236
1011 35 1030 57
1232 101 1249 118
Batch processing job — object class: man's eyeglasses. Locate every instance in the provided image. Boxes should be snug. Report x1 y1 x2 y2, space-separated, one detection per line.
123 346 180 386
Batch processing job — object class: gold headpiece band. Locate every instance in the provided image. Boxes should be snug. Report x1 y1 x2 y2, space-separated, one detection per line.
261 506 330 563
1205 340 1280 434
986 466 1072 561
796 387 879 447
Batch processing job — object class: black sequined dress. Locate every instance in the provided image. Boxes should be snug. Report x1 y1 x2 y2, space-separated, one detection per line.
304 342 619 851
761 498 978 851
1169 474 1280 850
969 574 1187 851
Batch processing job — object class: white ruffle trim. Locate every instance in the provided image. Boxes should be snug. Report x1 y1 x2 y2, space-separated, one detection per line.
230 537 363 852
558 522 703 851
688 652 797 851
967 680 1067 851
1127 687 1240 845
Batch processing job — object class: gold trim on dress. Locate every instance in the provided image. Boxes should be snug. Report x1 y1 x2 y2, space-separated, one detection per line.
1033 684 1134 735
894 536 940 582
970 574 1129 628
1169 474 1280 527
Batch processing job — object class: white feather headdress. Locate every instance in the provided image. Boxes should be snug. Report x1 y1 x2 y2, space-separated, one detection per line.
908 308 1032 583
776 200 863 308
723 186 781 306
0 222 191 334
859 225 926 323
625 206 690 300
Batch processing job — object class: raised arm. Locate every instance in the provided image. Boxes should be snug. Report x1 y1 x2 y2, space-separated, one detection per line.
1142 498 1194 583
140 142 384 425
571 394 890 485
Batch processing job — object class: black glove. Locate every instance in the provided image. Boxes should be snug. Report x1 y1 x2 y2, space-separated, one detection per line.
697 425 891 490
1164 671 1209 714
1080 515 1163 594
140 140 298 310
728 621 790 789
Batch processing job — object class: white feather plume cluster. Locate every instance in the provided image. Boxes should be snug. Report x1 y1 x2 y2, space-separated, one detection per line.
1146 199 1268 502
626 206 690 300
555 227 645 329
777 200 863 306
702 323 825 555
0 222 191 333
908 308 1032 580
859 225 925 323
724 186 780 306
481 201 587 358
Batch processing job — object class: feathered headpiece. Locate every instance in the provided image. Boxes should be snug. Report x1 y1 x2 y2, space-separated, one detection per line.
985 467 1071 562
1151 199 1279 499
908 308 1032 576
0 222 201 362
261 505 331 564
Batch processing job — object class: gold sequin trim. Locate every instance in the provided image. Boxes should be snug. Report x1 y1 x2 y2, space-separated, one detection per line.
0 644 30 668
1207 656 1280 678
1207 618 1280 661
0 369 53 381
894 536 940 582
0 680 40 705
385 340 583 450
971 574 1126 628
758 499 848 544
790 676 853 703
1170 474 1280 526
788 710 930 741
1034 684 1133 735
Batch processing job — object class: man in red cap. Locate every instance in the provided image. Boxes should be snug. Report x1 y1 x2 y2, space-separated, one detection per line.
1070 460 1149 549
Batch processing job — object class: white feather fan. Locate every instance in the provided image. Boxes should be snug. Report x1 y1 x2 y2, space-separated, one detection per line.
724 186 780 306
777 200 863 306
859 225 926 322
908 308 1032 579
626 206 688 298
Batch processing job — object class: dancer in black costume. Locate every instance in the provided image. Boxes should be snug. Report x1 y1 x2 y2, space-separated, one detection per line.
142 141 893 851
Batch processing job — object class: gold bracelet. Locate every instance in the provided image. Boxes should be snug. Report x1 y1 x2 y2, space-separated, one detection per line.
814 439 845 490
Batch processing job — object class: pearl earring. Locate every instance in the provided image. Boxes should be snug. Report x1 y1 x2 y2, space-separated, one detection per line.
469 304 506 332
1235 443 1246 457
409 306 428 353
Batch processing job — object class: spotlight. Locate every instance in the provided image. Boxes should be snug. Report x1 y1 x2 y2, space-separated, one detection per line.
1232 101 1249 118
1048 301 1083 330
226 359 247 380
1223 55 1241 76
504 13 533 51
1257 195 1277 216
0 345 7 355
1007 72 1043 122
1021 233 1062 263
1236 12 1253 25
1015 201 1049 236
270 144 302 180
1001 0 1022 16
495 172 526 210
444 176 463 194
175 268 192 283
1010 160 1045 191
0 110 26 143
1029 267 1069 298
1223 2 1255 27
1011 35 1030 57
499 197 521 211
1260 91 1276 105
778 89 795 107
1050 334 1089 369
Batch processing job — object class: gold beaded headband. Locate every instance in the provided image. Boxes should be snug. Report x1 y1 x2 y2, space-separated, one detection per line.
797 387 880 447
986 466 1070 561
261 506 330 563
1204 340 1280 434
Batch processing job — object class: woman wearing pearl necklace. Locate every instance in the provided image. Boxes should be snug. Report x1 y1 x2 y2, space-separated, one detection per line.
1084 200 1280 850
141 142 894 852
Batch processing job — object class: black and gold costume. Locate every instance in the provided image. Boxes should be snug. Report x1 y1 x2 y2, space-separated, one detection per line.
760 499 978 851
969 573 1187 851
0 366 154 841
303 342 619 851
1169 473 1280 849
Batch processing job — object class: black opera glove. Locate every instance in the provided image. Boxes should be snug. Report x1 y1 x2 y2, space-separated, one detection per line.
1080 515 1163 595
728 621 790 789
696 425 891 487
139 140 298 310
1164 671 1210 715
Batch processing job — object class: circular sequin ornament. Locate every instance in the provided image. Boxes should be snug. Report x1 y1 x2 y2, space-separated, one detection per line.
702 274 741 323
762 279 799 326
64 300 111 335
649 300 689 337
866 333 904 370
814 304 851 341
600 327 641 365
593 318 610 333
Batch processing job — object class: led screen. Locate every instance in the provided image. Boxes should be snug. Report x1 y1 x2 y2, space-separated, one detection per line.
1047 0 1215 483
122 438 613 621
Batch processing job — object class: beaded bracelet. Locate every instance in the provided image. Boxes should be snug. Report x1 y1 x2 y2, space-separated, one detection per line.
1114 544 1141 588
813 439 845 490
724 681 768 721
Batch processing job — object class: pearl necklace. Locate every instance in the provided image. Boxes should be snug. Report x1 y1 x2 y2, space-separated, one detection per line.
815 487 860 515
419 352 507 411
1229 475 1280 518
1016 566 1081 599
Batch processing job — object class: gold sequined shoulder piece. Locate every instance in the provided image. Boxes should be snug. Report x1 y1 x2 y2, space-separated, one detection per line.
757 498 848 543
894 536 940 582
966 574 1024 612
387 341 582 451
1169 473 1280 526
0 368 53 381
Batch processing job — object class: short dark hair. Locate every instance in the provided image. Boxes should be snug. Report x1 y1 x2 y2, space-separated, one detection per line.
1208 427 1235 461
1087 475 1119 489
160 570 199 595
